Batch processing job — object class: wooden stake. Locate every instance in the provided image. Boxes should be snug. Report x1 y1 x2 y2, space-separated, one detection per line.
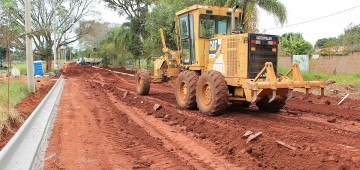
338 94 350 105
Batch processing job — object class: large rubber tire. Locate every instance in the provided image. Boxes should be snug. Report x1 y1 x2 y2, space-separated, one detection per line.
256 97 286 113
175 71 199 109
196 70 228 116
135 69 150 95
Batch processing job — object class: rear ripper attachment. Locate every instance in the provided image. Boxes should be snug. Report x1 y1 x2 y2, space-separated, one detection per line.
247 62 325 105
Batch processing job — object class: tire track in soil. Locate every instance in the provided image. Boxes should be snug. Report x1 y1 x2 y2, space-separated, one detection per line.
91 70 243 169
45 74 194 169
92 72 257 145
90 66 360 169
58 65 360 169
111 68 360 136
89 84 195 170
98 67 360 138
106 92 244 170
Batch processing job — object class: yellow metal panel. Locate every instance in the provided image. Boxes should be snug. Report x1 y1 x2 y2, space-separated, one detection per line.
176 5 242 17
234 87 244 97
167 68 180 77
224 77 239 86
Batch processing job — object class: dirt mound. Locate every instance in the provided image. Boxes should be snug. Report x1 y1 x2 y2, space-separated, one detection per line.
108 67 136 74
325 83 360 99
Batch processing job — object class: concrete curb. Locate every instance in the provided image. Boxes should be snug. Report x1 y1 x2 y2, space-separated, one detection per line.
0 75 65 170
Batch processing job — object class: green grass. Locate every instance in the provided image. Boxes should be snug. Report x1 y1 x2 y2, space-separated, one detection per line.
278 67 360 88
12 63 28 75
0 81 29 106
0 80 28 138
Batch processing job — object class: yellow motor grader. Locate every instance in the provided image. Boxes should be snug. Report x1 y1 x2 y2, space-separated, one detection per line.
135 4 325 115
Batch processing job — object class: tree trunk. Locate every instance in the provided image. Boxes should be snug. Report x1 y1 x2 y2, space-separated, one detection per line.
46 56 52 71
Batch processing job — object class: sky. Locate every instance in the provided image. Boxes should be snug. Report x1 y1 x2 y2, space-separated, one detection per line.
97 1 126 24
98 0 360 45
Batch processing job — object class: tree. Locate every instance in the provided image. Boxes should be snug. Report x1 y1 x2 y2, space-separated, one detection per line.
3 0 96 70
144 0 201 56
103 0 152 39
78 21 111 50
0 0 23 67
279 33 313 55
103 0 154 68
314 37 341 49
340 24 360 54
203 0 287 32
314 24 360 55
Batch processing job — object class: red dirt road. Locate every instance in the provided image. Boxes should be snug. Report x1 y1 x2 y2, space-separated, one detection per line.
45 65 360 169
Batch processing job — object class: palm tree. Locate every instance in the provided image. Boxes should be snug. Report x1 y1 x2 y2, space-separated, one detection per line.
113 22 132 49
204 0 287 33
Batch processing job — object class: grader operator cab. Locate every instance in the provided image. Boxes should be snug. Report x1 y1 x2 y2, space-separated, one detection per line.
135 4 325 115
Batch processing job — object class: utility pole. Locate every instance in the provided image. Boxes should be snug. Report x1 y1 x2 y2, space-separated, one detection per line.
25 0 35 93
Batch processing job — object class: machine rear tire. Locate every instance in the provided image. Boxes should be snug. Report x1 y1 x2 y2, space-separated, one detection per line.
256 97 286 113
196 70 228 116
135 69 151 95
175 71 198 109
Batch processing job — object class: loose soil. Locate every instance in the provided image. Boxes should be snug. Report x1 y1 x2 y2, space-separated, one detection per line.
0 75 57 149
45 65 360 169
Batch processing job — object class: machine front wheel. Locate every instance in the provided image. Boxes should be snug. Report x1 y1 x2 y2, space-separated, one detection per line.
196 70 228 116
135 69 151 95
175 71 199 109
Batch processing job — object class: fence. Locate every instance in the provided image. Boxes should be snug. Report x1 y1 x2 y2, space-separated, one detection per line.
278 53 360 74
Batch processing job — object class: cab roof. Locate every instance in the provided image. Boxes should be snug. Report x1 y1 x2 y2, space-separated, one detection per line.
176 4 242 17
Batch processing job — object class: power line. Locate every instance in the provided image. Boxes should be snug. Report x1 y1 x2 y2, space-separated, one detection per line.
260 4 360 31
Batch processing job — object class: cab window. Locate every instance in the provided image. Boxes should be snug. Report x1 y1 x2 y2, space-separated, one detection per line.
180 16 189 38
199 15 237 38
179 14 195 64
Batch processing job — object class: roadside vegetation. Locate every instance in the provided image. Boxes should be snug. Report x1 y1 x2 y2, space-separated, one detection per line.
315 24 360 55
0 79 28 138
